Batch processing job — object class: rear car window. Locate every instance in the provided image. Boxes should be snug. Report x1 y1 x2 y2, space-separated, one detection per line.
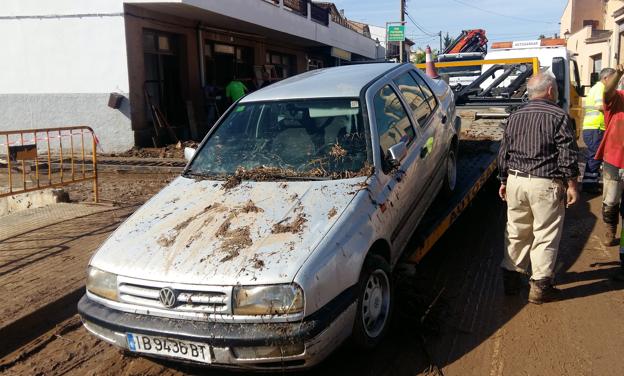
410 71 438 115
394 73 431 126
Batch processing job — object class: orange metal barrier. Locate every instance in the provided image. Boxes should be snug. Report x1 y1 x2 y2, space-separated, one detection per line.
0 126 98 202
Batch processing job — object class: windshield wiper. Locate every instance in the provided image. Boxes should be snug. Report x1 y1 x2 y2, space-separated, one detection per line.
275 175 330 181
182 170 221 179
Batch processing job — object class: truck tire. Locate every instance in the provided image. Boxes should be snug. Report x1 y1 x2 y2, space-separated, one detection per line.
441 146 458 197
352 254 393 349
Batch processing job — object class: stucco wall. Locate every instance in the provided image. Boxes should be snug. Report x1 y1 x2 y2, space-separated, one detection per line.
567 0 605 34
0 94 133 153
0 0 133 152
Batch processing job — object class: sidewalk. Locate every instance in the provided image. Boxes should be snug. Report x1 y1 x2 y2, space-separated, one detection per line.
0 202 137 356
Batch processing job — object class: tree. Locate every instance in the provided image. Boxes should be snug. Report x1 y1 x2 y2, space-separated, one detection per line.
538 34 546 39
443 32 453 51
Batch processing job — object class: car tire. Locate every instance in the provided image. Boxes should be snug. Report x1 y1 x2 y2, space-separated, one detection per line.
441 145 458 198
351 254 393 349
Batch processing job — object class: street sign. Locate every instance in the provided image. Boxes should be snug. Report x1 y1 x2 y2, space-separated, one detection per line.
387 25 405 42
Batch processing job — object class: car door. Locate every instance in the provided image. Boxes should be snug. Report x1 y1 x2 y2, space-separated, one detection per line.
409 70 447 189
368 82 426 261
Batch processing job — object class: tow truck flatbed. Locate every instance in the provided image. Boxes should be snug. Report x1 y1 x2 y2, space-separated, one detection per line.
402 111 504 264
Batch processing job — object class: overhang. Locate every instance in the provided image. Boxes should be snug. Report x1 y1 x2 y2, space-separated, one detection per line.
125 0 378 59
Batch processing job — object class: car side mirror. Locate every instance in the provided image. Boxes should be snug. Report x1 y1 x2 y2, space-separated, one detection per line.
184 147 196 161
387 141 407 168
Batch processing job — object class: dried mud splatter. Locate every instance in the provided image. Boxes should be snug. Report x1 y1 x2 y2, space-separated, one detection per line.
328 207 338 219
240 200 263 214
272 214 307 234
157 203 224 248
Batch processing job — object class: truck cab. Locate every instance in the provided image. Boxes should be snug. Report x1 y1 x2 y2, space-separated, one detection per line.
485 39 584 136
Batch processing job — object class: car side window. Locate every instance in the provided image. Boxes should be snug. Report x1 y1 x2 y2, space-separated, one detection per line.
393 72 431 127
373 84 416 157
410 70 438 117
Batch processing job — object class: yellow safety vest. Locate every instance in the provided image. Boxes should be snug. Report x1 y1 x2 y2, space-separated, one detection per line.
583 81 605 131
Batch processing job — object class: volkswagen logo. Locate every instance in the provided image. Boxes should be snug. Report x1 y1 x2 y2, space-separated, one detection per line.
159 287 177 308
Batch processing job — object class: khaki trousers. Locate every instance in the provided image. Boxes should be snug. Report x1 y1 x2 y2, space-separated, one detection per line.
501 174 565 280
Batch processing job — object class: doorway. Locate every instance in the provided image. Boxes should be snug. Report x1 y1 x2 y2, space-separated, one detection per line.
143 30 187 141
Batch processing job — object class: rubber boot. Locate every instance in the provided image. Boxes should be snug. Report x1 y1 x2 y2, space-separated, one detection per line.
602 203 620 247
502 268 523 295
528 279 561 305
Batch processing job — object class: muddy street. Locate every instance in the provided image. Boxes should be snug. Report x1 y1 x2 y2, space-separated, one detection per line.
2 178 623 375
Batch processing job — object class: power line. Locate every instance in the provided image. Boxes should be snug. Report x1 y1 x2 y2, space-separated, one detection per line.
404 11 438 37
450 0 558 24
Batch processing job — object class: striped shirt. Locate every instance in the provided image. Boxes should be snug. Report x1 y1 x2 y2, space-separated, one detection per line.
498 99 579 183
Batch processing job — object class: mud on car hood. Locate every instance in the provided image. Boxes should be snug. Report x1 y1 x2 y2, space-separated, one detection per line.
90 176 366 285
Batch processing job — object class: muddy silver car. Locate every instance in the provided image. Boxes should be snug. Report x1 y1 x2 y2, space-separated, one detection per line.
78 63 459 370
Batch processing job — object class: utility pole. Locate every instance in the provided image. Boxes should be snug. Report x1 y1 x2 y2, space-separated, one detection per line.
399 0 405 63
439 31 443 54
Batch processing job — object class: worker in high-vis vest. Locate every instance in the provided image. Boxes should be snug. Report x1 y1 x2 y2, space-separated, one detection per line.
582 68 616 192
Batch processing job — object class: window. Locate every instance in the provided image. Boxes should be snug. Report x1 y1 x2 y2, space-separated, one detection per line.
373 85 416 157
266 51 296 79
583 20 599 29
393 73 431 126
410 71 438 115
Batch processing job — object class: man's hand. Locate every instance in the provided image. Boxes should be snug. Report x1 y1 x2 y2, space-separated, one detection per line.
604 64 624 101
499 184 507 201
566 179 579 207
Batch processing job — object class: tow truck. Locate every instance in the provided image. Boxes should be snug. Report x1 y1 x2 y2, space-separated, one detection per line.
437 29 489 88
408 38 584 264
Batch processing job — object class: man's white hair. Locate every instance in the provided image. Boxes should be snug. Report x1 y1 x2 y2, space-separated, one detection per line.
527 73 557 100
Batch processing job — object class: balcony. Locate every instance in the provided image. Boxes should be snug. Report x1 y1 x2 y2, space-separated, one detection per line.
131 0 378 59
263 0 329 26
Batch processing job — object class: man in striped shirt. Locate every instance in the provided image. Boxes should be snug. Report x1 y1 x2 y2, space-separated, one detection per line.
498 73 580 304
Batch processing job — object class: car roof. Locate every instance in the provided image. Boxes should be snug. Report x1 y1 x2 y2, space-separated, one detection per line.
240 63 401 103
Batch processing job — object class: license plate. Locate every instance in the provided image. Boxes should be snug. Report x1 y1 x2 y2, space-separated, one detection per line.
126 333 211 364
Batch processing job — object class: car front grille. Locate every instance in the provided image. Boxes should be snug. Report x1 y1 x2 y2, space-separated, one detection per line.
117 280 231 314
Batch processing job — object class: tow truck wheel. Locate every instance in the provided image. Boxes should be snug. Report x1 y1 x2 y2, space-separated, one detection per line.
352 254 393 349
441 146 458 197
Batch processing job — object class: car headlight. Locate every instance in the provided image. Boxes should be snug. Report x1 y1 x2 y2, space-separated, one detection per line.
233 284 304 315
86 266 118 301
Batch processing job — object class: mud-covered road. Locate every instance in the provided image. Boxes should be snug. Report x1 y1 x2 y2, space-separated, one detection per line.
2 176 624 375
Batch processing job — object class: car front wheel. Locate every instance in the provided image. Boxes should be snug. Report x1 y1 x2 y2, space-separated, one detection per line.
352 254 393 349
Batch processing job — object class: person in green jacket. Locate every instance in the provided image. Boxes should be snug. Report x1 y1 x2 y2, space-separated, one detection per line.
225 77 248 103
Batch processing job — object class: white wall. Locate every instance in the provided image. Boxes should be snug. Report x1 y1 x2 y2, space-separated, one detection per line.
0 0 133 152
369 25 386 47
0 0 129 93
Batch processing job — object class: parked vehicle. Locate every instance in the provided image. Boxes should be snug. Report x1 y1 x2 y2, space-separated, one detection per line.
78 63 459 370
484 38 585 134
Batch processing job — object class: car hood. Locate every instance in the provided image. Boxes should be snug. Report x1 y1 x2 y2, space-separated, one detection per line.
91 175 366 285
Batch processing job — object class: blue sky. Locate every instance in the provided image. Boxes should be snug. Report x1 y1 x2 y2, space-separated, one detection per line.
331 0 567 49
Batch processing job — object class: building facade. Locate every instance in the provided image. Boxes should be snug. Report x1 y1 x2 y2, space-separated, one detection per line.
0 0 380 152
561 0 624 86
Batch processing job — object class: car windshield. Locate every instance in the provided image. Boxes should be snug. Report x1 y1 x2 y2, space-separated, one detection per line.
187 98 371 180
